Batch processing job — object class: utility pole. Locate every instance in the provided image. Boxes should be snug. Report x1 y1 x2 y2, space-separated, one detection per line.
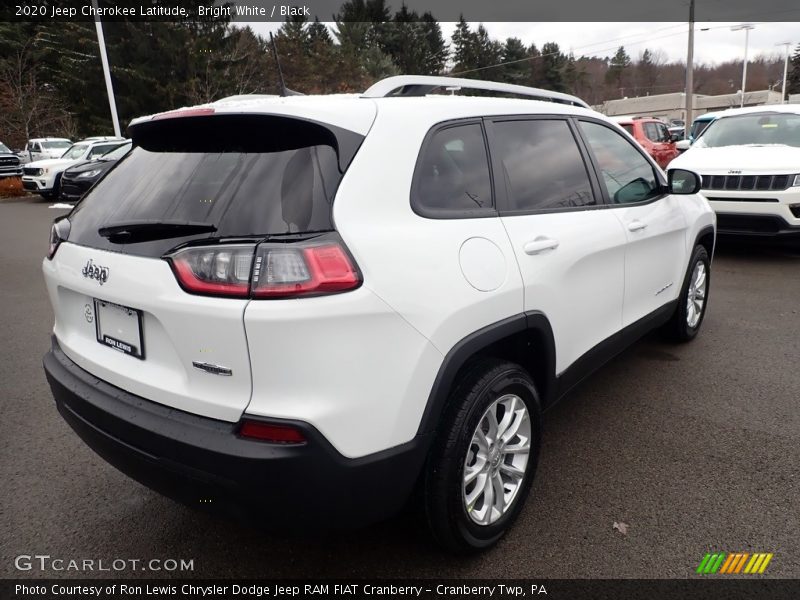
91 0 121 137
777 42 791 103
731 24 755 108
685 0 694 134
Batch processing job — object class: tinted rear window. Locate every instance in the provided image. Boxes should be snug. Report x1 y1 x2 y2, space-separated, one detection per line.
68 115 359 257
493 119 595 212
412 122 493 217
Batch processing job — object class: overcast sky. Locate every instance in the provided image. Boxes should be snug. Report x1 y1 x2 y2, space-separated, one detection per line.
247 21 798 65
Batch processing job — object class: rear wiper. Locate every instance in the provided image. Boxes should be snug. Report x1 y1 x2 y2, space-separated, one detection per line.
98 220 217 243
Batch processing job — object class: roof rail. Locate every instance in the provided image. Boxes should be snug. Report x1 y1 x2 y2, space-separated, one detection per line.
362 75 590 109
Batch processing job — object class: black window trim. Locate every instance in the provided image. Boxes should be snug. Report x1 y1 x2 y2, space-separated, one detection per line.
573 116 669 209
485 114 607 217
410 118 497 220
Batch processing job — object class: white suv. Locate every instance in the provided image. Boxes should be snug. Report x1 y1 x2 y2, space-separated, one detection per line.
42 76 715 552
670 104 800 242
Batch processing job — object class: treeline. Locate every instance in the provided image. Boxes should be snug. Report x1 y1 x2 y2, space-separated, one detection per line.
1 0 798 148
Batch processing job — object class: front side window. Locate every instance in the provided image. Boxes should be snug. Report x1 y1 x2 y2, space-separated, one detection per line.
413 123 493 215
579 121 660 205
493 119 595 211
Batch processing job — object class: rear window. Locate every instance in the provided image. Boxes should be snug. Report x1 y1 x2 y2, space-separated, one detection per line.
411 122 493 217
68 115 360 257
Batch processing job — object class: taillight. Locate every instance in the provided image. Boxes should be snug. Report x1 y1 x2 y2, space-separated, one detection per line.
169 245 254 297
238 420 306 444
252 242 360 298
166 235 361 299
47 217 70 260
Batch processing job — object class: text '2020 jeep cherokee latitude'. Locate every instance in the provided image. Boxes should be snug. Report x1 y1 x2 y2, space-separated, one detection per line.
42 76 715 553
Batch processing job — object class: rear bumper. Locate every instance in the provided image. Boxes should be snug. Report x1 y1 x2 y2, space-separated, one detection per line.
43 337 430 530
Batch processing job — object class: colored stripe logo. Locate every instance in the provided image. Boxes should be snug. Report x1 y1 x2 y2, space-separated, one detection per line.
696 552 773 574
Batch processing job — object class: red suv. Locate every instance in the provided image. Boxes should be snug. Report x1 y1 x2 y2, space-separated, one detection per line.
613 116 679 169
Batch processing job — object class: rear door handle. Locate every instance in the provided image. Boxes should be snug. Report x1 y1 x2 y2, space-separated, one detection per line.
524 237 559 255
627 220 648 232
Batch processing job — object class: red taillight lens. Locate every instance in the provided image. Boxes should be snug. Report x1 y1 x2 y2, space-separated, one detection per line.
252 242 360 298
166 237 361 299
238 420 306 444
168 245 254 297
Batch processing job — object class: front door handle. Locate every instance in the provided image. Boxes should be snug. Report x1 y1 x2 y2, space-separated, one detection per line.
627 220 648 232
524 237 559 255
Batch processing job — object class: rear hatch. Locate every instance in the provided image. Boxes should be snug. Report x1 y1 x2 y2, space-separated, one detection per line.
43 110 369 421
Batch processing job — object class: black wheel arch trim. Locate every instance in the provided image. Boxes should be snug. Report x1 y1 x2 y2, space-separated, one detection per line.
415 311 557 436
693 224 716 258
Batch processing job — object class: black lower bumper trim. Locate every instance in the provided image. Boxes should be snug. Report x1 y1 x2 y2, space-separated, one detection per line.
716 213 800 239
43 337 431 530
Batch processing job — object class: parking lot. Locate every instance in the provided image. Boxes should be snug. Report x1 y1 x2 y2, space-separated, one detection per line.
1 194 798 579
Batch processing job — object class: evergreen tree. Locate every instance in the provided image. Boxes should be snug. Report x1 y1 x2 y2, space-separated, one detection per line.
419 12 448 75
451 16 475 74
499 37 529 85
606 46 631 95
788 43 800 94
540 42 566 92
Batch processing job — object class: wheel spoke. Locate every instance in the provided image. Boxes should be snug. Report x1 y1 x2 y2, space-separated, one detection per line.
484 408 499 442
503 442 530 454
495 396 517 440
464 455 487 484
499 462 526 481
465 473 487 511
501 409 526 444
492 472 506 511
694 267 706 290
481 472 495 524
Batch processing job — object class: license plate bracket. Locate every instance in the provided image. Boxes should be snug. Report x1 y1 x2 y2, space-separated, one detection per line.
94 299 145 359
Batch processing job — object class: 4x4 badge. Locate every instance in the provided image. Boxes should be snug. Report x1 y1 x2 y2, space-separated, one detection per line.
82 259 109 285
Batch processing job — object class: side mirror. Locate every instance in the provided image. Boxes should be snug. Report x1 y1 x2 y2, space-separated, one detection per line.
668 169 702 195
670 132 682 142
675 139 691 152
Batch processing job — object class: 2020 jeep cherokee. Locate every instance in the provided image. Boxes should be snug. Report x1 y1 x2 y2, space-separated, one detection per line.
42 76 715 552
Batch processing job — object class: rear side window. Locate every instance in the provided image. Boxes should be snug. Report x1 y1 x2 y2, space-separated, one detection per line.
621 124 634 137
412 123 493 216
493 119 595 212
68 115 356 258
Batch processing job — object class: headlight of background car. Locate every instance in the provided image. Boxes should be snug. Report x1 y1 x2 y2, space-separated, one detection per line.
77 170 102 179
792 174 800 187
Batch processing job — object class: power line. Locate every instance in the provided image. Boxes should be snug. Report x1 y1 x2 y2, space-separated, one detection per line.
450 20 793 77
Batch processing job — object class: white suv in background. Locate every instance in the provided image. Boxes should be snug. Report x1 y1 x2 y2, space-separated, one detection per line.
22 138 127 199
671 104 800 242
42 76 715 552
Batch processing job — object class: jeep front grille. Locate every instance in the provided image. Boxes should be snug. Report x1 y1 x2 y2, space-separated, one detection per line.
702 174 791 192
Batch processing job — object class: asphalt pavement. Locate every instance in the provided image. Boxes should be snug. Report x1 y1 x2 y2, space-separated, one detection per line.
1 195 798 579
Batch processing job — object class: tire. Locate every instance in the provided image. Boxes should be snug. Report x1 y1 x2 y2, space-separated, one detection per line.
424 358 542 553
51 173 62 199
662 244 710 342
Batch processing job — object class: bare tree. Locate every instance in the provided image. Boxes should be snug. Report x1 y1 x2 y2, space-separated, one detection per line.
0 38 73 148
